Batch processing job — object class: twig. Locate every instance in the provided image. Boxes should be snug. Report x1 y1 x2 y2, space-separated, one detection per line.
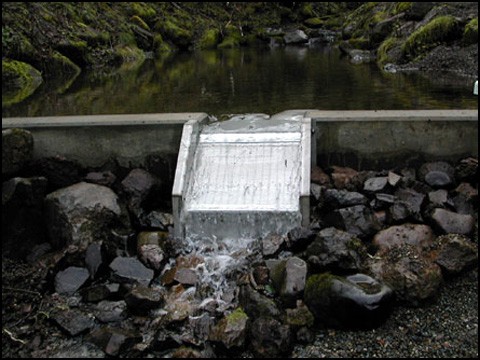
2 328 27 345
2 287 42 297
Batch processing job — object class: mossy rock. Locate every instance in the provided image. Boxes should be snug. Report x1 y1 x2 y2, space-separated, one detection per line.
377 37 402 67
304 17 324 28
463 17 478 45
156 19 193 50
131 15 150 31
218 24 243 49
402 15 461 60
153 34 174 56
2 59 43 107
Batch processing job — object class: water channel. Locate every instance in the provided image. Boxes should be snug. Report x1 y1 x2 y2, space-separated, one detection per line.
2 45 477 118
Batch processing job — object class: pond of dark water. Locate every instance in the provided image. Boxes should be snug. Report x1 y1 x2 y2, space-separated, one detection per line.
2 45 477 118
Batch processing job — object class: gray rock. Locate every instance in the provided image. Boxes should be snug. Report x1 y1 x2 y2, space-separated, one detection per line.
85 242 103 279
209 308 248 349
325 205 381 239
363 177 389 193
124 285 165 315
109 256 154 286
54 266 90 295
372 223 435 252
323 188 368 208
419 161 455 188
44 182 128 250
305 227 367 273
284 29 308 45
433 234 478 275
51 308 95 336
94 300 127 323
250 317 292 358
87 326 141 357
429 208 475 235
262 233 285 256
280 257 307 307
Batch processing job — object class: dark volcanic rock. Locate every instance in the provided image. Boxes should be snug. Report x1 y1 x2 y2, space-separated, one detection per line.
54 266 90 295
109 256 154 286
2 128 33 176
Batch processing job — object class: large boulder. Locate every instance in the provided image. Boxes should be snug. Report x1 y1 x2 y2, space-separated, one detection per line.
44 182 129 250
304 273 394 329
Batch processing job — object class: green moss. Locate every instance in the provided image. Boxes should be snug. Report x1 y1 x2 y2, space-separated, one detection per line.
197 28 221 50
218 24 243 49
377 37 400 66
153 34 173 56
304 272 342 306
227 307 248 323
2 59 43 107
157 19 193 49
131 15 150 31
304 17 324 28
463 17 478 45
114 45 146 66
129 2 156 21
402 15 460 60
393 2 412 15
348 37 370 50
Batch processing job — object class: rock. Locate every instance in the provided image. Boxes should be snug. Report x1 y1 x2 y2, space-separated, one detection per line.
87 326 142 357
368 244 443 306
249 317 292 358
428 189 452 208
81 283 119 303
2 128 34 176
285 300 315 329
161 254 204 286
54 266 90 295
304 273 394 329
372 224 435 252
429 208 475 235
325 204 381 239
144 211 174 231
363 177 389 193
262 232 285 257
286 226 316 252
2 176 48 259
388 171 402 187
239 284 281 319
84 171 116 187
280 257 307 307
418 161 455 188
405 2 435 20
137 231 168 271
51 308 95 336
94 300 127 323
109 256 154 286
311 166 331 187
124 285 165 315
305 227 367 273
120 168 163 227
454 157 478 183
85 242 103 279
323 188 368 209
394 188 425 221
44 182 128 250
284 29 308 45
162 285 197 322
329 166 358 190
209 307 249 349
433 234 478 275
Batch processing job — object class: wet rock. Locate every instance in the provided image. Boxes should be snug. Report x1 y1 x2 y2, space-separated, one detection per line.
393 188 425 222
109 256 154 286
405 2 435 20
209 307 249 349
249 317 292 358
51 308 95 336
368 244 443 306
137 231 168 271
81 283 120 303
279 257 307 307
2 176 48 259
162 285 197 323
285 300 315 329
124 285 165 315
304 273 394 329
94 300 127 323
54 266 90 295
388 171 402 187
262 233 285 257
239 284 281 319
325 204 381 239
2 128 33 176
433 234 478 275
427 189 452 208
372 224 435 252
419 161 455 188
161 255 204 286
144 211 174 231
44 182 128 250
429 208 475 235
286 226 316 252
304 227 367 273
87 326 141 357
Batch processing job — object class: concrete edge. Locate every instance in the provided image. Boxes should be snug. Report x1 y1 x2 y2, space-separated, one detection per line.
300 116 311 227
2 113 209 128
172 116 210 239
306 109 478 121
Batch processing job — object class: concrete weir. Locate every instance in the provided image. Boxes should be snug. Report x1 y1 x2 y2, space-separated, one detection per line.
3 109 478 242
172 111 312 241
